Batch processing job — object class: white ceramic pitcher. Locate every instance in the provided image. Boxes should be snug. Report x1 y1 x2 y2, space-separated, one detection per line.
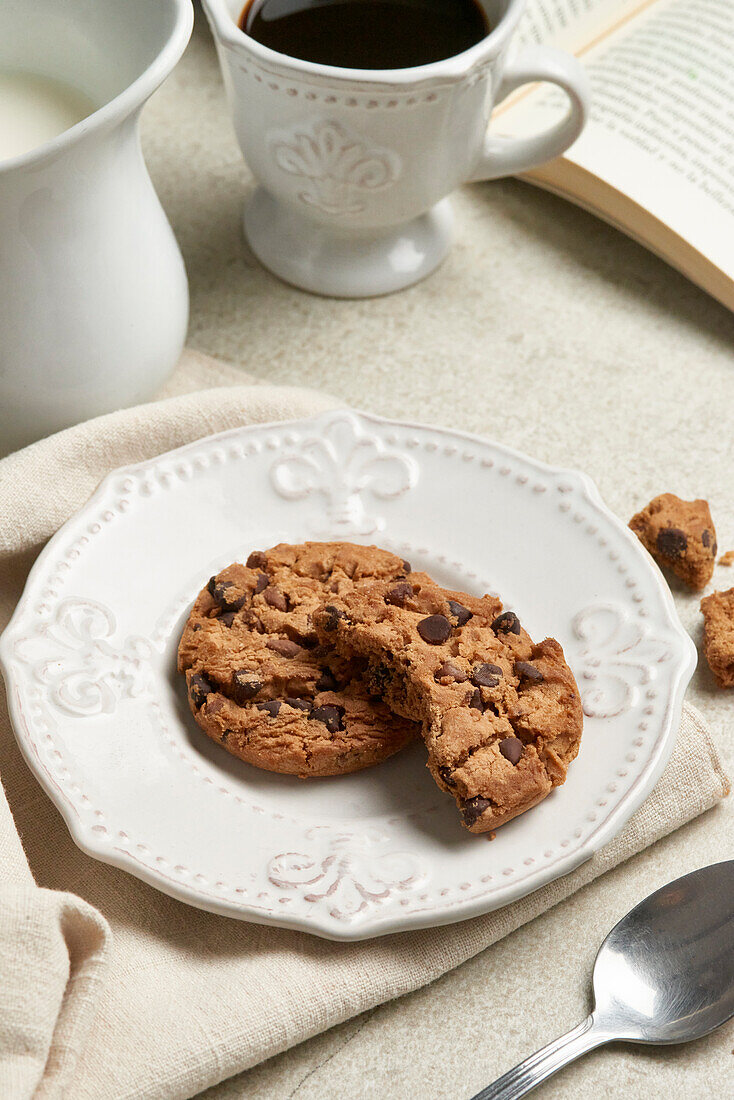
0 0 193 456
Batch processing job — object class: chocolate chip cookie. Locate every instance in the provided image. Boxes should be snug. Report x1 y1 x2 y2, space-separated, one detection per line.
178 542 418 777
701 587 734 688
314 574 583 833
629 493 716 591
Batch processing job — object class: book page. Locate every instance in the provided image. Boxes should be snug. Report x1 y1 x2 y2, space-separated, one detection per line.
515 0 648 53
503 0 734 276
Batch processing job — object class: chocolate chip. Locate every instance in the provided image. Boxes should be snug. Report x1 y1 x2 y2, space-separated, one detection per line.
435 660 468 683
491 611 520 635
468 688 485 711
310 704 345 733
189 673 213 709
417 614 452 645
206 575 217 597
368 662 393 693
210 581 246 612
256 700 281 717
402 560 412 574
385 581 413 606
247 550 267 570
231 669 262 703
656 527 687 559
267 638 302 658
472 663 503 688
316 669 340 692
285 697 313 712
447 600 472 627
320 605 345 632
263 586 289 612
254 572 269 593
192 623 202 632
221 730 230 743
438 766 456 788
514 661 544 684
462 796 492 827
220 612 236 628
499 736 523 765
218 587 246 612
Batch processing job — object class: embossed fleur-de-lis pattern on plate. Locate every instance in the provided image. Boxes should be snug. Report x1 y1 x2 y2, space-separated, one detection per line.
572 604 671 718
14 598 153 717
268 829 427 921
270 413 419 534
270 120 401 215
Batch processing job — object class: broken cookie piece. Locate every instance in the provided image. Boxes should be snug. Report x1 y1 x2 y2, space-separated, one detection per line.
314 573 583 833
701 588 734 688
629 493 716 591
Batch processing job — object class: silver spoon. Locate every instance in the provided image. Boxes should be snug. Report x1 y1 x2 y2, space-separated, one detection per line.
470 860 734 1100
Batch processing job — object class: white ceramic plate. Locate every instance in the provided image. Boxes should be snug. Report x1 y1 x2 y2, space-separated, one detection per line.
0 410 696 940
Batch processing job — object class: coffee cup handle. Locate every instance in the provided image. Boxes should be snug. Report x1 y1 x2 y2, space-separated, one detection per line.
468 46 590 182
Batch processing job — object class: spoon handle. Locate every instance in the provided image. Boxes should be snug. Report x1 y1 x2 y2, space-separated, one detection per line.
469 1015 610 1100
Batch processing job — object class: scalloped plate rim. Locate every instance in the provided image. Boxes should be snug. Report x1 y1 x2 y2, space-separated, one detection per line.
0 407 697 940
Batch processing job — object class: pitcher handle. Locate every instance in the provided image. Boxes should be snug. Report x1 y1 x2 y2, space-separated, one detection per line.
468 46 590 182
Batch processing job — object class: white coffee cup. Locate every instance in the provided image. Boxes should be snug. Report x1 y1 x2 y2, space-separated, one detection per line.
0 0 193 456
202 0 590 297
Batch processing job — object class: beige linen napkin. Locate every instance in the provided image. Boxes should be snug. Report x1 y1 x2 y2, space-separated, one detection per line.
0 352 728 1100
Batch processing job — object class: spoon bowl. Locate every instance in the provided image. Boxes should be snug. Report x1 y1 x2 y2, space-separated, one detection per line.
472 861 734 1099
593 861 734 1045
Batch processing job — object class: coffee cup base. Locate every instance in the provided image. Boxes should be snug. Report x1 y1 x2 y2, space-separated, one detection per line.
243 188 454 298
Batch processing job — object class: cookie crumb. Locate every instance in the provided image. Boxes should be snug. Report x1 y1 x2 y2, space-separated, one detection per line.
719 550 734 567
629 493 716 591
701 588 734 688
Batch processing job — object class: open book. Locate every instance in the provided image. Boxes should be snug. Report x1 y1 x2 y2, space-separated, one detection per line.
495 0 734 311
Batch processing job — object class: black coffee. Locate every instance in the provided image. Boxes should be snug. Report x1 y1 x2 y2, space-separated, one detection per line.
239 0 491 69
